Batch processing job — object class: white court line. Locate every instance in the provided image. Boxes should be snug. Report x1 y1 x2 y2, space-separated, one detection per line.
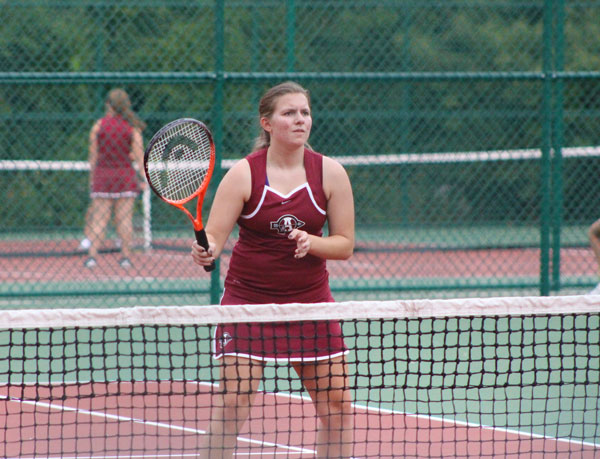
0 383 315 458
192 381 600 451
1 379 598 458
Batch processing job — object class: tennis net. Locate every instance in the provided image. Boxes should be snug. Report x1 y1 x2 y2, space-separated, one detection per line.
1 295 599 458
3 144 600 253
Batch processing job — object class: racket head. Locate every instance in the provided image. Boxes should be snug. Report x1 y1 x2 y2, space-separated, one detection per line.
144 118 216 230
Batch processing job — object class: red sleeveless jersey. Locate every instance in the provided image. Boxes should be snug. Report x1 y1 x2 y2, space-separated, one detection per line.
216 148 347 362
91 115 138 198
223 148 333 304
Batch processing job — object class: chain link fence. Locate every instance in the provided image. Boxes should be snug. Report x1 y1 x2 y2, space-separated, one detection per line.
1 0 599 307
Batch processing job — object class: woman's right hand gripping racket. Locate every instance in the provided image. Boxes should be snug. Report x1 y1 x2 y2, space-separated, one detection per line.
144 118 216 272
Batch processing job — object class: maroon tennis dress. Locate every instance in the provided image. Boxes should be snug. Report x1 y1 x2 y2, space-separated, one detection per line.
90 115 139 199
214 148 348 362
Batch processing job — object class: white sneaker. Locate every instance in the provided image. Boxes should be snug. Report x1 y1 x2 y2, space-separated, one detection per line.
589 283 600 295
79 238 91 250
119 258 132 268
84 257 97 268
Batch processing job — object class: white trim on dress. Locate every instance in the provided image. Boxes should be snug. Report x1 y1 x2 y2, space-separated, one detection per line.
240 183 326 219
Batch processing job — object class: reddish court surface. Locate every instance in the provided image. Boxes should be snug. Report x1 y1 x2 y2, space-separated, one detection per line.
0 381 598 458
0 237 596 283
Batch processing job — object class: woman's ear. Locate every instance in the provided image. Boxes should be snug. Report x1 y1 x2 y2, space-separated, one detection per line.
259 116 271 133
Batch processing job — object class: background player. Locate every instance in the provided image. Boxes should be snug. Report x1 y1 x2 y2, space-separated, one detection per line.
84 88 146 268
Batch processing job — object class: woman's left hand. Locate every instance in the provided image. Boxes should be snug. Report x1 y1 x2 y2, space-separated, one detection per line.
288 229 311 259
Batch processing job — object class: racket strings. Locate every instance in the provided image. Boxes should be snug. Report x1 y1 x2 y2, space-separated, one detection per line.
146 123 213 202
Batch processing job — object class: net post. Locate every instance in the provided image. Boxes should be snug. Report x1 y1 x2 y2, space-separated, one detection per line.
142 187 152 250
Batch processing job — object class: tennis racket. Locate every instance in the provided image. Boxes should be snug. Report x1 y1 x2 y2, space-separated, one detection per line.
144 118 216 272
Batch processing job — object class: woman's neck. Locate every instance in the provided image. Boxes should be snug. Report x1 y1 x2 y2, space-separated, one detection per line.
266 144 305 169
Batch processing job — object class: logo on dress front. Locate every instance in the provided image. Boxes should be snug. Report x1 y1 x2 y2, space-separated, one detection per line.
219 331 232 350
270 214 305 234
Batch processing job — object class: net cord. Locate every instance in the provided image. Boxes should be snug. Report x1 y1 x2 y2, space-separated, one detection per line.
2 295 599 330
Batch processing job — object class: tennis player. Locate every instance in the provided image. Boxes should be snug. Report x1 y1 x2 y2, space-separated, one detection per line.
84 88 146 269
191 81 355 458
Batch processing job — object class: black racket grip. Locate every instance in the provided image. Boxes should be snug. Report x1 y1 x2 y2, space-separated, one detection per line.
195 229 216 272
